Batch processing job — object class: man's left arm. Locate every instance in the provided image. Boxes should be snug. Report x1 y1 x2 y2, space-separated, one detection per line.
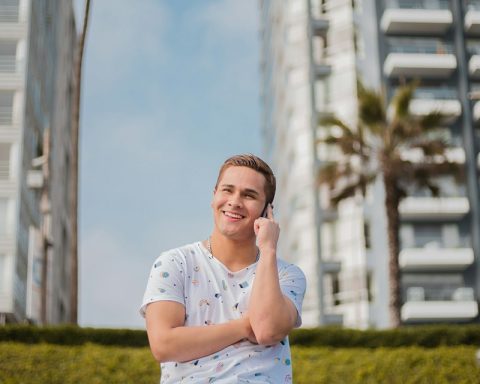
249 205 305 345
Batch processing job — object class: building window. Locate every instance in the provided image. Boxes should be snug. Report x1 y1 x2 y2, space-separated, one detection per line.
363 221 371 249
332 273 340 306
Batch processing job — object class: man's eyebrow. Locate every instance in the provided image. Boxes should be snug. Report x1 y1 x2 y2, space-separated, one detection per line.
219 184 260 196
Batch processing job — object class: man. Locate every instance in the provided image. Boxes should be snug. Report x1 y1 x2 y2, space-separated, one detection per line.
140 154 306 383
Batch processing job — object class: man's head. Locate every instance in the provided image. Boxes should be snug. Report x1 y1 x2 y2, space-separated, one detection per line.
215 154 276 205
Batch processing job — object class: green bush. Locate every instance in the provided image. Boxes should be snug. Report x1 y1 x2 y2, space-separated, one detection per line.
290 324 480 348
1 342 479 384
1 324 480 348
0 342 159 384
291 345 480 384
0 325 149 347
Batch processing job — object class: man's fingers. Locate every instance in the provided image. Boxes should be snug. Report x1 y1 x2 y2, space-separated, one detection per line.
266 203 274 220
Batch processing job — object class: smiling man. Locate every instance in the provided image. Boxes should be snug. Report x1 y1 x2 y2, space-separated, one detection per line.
140 154 306 383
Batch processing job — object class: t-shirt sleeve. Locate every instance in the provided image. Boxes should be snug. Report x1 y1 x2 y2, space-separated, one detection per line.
139 250 185 318
279 263 306 328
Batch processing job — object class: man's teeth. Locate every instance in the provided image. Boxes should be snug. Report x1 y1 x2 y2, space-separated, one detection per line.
224 211 243 219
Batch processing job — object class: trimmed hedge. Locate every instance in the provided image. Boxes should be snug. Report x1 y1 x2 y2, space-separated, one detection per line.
291 345 480 383
0 342 157 384
1 324 480 348
0 325 149 347
1 343 479 383
289 324 480 348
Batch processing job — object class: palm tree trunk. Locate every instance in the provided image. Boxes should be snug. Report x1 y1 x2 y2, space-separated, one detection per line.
382 167 401 327
70 0 91 324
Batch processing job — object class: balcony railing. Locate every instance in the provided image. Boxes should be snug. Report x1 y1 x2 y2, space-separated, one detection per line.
413 87 457 99
405 286 475 302
386 0 450 9
402 233 471 249
467 1 480 11
388 39 453 54
0 106 12 125
0 5 19 23
0 57 18 73
0 160 9 179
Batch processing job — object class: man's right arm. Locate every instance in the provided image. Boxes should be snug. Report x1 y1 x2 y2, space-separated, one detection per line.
146 301 254 363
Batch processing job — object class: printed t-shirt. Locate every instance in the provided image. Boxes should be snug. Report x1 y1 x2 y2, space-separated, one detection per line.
140 241 306 384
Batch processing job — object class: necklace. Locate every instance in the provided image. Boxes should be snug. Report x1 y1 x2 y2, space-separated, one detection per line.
207 237 260 262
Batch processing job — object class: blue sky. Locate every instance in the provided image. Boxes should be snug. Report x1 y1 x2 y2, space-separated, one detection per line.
74 0 262 328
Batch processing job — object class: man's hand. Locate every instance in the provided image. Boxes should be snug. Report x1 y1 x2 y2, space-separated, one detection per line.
253 204 279 255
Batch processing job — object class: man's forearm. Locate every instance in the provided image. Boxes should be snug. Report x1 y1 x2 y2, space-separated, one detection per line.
249 250 296 345
150 318 248 363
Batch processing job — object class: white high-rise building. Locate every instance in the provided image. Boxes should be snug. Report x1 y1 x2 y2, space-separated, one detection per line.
0 0 77 324
259 0 480 328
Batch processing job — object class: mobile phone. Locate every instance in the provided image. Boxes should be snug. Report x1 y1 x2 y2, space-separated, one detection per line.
261 203 270 218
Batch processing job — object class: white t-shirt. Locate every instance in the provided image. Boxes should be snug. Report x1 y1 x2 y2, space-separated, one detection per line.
140 241 306 384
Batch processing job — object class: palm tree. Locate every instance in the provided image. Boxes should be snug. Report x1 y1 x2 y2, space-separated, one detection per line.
70 0 92 324
318 82 462 327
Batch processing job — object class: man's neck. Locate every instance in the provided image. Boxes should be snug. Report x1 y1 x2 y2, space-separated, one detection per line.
207 232 258 272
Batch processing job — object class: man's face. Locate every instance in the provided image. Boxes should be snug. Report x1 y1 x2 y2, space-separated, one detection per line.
212 166 267 241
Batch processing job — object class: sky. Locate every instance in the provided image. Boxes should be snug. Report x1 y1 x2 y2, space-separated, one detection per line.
73 0 262 329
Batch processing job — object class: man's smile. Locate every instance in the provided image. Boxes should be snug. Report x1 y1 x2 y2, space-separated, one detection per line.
222 210 245 220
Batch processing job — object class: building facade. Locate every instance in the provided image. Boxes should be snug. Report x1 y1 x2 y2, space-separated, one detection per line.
0 0 77 324
259 0 480 328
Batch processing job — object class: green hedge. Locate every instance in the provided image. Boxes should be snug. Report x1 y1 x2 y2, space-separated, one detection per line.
1 342 479 384
1 324 480 348
289 325 480 348
291 345 480 384
0 325 148 347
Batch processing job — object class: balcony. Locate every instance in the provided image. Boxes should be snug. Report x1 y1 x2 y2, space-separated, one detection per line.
399 247 474 270
323 313 343 325
322 259 341 273
469 54 480 76
384 53 456 77
384 39 456 78
399 196 470 219
402 301 478 321
312 16 329 37
407 87 461 119
314 62 331 78
381 6 452 35
465 3 480 34
401 286 478 322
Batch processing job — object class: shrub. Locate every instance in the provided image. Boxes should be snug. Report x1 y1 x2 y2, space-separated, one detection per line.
1 343 479 383
289 324 480 348
0 325 149 347
0 342 159 384
292 345 480 383
1 324 480 348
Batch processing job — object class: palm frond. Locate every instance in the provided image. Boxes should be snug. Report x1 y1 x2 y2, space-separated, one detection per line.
419 111 446 131
358 87 386 128
318 162 354 188
410 139 449 157
391 82 418 119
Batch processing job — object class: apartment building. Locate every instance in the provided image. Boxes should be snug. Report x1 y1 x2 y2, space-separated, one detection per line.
259 0 480 328
0 0 77 324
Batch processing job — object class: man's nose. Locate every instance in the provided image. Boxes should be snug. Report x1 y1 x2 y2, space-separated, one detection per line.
227 193 242 207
